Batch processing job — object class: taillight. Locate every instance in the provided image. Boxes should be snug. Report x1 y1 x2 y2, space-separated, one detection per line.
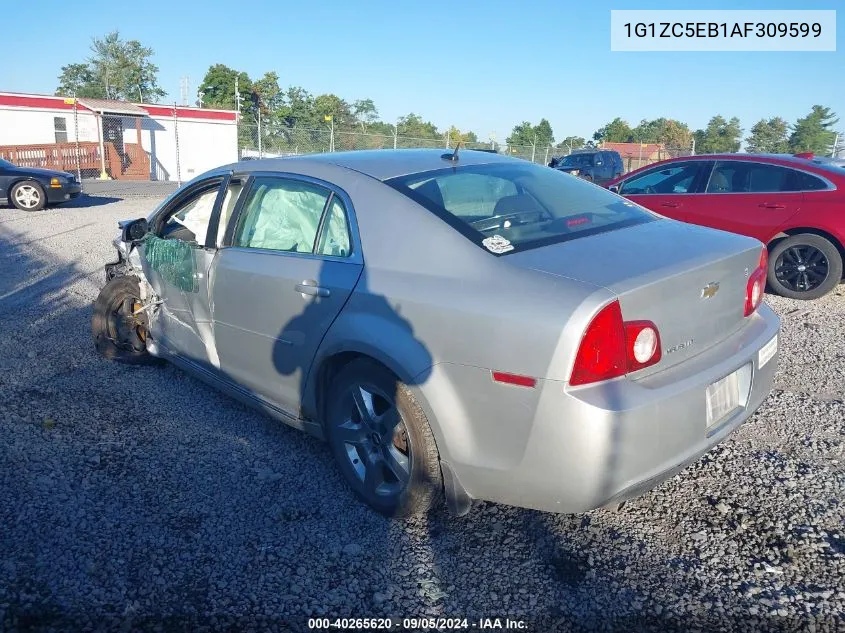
744 248 768 317
569 301 662 387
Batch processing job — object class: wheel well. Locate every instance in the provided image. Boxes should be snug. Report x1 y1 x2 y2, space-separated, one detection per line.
315 351 386 422
312 350 471 514
768 227 845 277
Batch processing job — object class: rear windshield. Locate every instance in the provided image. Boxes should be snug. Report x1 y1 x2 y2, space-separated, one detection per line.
561 153 595 167
386 162 655 255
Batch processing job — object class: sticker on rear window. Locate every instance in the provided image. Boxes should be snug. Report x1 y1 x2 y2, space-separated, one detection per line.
482 235 514 254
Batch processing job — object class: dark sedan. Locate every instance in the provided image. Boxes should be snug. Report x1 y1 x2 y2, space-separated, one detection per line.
0 158 83 211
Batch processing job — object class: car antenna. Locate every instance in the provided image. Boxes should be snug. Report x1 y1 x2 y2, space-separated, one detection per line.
441 142 462 163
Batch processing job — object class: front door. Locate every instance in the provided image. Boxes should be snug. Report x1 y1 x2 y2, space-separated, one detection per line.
618 160 712 223
139 178 223 365
210 175 363 414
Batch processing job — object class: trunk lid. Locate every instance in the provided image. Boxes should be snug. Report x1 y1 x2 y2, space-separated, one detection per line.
506 218 765 376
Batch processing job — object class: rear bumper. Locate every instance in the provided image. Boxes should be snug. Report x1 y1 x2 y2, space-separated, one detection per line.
443 304 780 514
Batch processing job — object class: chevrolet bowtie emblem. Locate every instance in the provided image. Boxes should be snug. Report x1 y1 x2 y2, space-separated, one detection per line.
701 282 720 299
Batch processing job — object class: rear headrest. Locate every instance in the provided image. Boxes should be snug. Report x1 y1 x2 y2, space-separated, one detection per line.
493 194 543 216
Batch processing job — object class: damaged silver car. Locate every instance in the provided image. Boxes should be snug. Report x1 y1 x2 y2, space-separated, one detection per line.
93 149 779 518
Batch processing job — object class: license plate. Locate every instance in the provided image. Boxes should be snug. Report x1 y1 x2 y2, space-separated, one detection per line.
758 334 777 369
706 369 742 427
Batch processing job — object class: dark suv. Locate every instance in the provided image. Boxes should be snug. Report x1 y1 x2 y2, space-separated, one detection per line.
549 150 624 184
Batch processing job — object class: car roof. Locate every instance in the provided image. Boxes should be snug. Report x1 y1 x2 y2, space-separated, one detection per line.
221 148 516 181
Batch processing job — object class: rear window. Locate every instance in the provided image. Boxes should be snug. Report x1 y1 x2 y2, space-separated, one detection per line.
385 162 655 255
561 153 596 167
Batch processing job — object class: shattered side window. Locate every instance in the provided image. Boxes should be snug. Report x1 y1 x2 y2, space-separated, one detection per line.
143 183 220 293
143 235 198 293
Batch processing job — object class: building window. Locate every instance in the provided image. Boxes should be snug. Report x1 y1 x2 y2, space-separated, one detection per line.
54 117 68 143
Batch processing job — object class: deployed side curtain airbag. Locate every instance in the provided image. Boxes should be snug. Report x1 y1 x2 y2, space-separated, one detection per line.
238 184 327 253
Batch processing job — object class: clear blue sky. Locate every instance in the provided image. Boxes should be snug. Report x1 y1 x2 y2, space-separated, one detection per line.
2 0 842 144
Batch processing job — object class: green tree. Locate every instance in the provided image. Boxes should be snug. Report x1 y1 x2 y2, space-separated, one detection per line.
593 117 633 143
558 136 586 152
352 99 379 132
788 106 839 154
314 94 353 128
693 116 742 153
507 121 535 146
745 117 790 153
198 64 253 112
397 113 440 139
445 127 479 145
277 86 316 128
252 72 282 113
507 119 554 147
534 118 554 147
627 118 692 147
56 31 165 102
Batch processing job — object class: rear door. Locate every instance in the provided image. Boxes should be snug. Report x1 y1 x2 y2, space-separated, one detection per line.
683 160 803 242
618 160 712 222
210 174 363 414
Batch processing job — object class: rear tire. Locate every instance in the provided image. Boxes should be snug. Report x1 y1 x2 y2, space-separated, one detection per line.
92 276 158 364
768 234 842 300
10 181 46 211
325 359 443 517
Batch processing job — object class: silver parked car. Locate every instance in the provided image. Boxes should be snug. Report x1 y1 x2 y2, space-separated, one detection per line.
93 149 780 517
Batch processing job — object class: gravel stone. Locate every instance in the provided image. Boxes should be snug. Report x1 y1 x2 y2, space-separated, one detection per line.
0 195 843 632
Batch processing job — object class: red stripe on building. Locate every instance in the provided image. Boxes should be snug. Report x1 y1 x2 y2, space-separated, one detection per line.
0 94 91 111
0 93 235 121
140 105 237 121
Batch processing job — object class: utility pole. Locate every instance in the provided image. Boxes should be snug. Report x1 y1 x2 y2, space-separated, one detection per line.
234 77 242 118
257 105 262 158
691 136 696 156
832 132 839 158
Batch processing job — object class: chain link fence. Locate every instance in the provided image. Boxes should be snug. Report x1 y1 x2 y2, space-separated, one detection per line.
236 122 696 173
0 106 699 184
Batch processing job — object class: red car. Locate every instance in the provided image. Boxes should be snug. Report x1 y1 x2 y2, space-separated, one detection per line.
606 153 845 300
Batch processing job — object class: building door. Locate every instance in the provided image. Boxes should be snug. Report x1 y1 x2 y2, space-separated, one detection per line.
102 115 126 171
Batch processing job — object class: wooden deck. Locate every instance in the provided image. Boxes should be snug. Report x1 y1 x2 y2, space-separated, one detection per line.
0 141 151 180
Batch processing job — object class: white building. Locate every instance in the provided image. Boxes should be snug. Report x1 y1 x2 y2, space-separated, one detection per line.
0 91 238 181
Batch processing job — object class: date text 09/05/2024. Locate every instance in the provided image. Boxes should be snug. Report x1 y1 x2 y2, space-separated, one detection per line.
623 21 822 39
307 617 528 630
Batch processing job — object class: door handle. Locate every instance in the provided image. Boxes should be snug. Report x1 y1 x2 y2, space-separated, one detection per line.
660 202 681 208
295 280 330 298
758 203 786 209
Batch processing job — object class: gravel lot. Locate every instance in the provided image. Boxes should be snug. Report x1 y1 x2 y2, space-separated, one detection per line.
0 194 843 633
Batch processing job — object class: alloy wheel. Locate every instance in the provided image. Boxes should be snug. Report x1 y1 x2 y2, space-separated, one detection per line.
774 245 830 293
335 384 411 497
13 184 41 210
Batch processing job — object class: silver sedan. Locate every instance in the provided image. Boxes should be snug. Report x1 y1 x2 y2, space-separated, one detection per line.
93 149 780 517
